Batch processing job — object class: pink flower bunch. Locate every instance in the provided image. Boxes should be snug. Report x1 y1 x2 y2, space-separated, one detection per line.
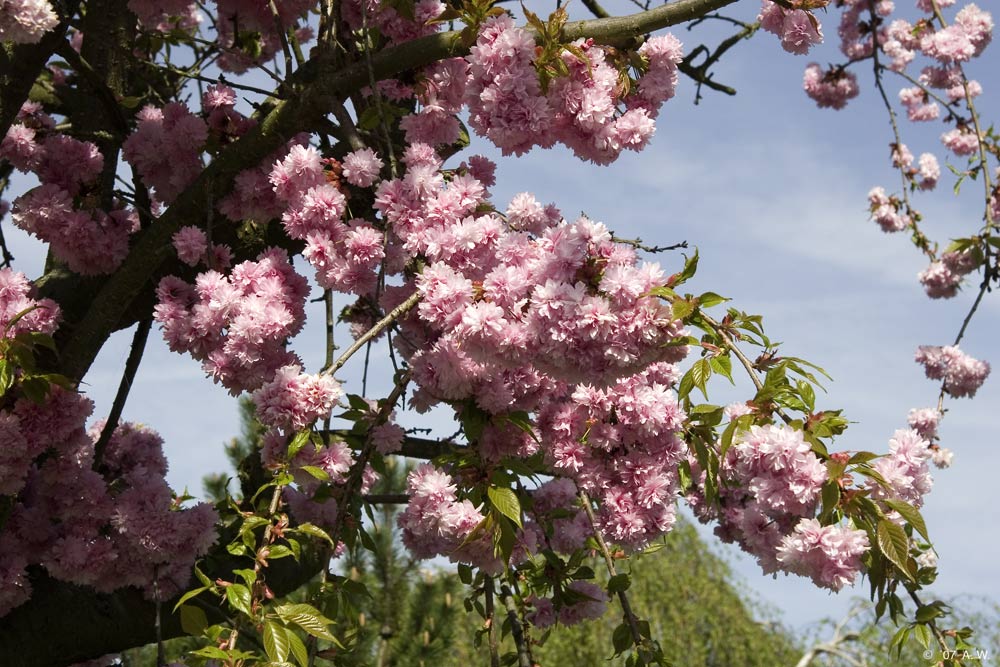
172 226 208 266
899 86 940 122
759 0 824 55
202 84 255 143
687 424 831 577
916 152 940 190
341 148 384 188
398 463 527 574
727 424 828 517
0 267 60 340
12 185 139 275
918 250 974 299
907 407 941 440
920 4 992 63
127 0 201 32
803 64 859 110
537 365 688 549
526 580 609 628
941 127 980 156
867 186 909 232
153 248 309 393
341 0 444 45
915 344 990 398
213 0 314 72
464 16 682 163
0 0 58 43
867 428 933 507
775 519 870 591
918 261 962 299
525 478 591 554
0 398 217 617
251 364 342 431
270 145 387 295
123 103 209 204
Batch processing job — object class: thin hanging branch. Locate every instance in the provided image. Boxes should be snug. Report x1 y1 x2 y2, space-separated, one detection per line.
578 490 645 650
92 318 152 467
499 584 532 667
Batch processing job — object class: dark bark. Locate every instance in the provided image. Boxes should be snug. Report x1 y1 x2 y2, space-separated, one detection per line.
0 547 327 667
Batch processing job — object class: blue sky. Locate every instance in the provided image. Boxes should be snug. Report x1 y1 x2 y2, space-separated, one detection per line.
4 0 999 639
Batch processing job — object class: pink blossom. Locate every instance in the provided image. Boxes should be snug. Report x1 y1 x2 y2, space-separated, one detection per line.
775 519 869 591
172 226 208 266
341 148 384 187
0 0 58 43
915 344 990 398
803 64 859 110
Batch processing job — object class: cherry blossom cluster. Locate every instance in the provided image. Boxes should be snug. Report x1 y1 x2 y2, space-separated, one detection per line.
3 103 139 275
774 519 870 592
536 363 687 549
462 16 683 163
0 393 217 618
127 0 200 33
270 145 387 296
758 0 824 56
915 344 990 398
867 428 933 507
213 0 314 72
398 462 531 574
122 102 208 204
686 423 871 591
251 364 342 431
153 248 309 394
918 248 977 299
0 0 57 43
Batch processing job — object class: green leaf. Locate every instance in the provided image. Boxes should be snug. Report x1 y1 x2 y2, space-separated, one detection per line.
267 544 296 560
172 586 209 613
674 249 699 286
287 430 312 460
487 486 522 528
671 299 695 321
286 629 309 667
233 568 257 586
607 573 631 594
502 410 539 443
697 291 728 308
912 623 932 649
225 583 252 615
299 465 330 481
179 604 208 636
0 361 14 396
883 499 930 543
275 604 338 643
612 622 634 655
876 519 914 581
295 522 335 545
690 358 711 400
709 355 734 383
263 621 291 663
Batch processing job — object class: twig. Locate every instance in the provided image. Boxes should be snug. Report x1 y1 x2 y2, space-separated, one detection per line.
578 490 645 650
268 0 294 78
92 318 152 468
484 576 501 667
322 290 421 377
499 584 532 667
612 236 687 253
327 370 412 547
